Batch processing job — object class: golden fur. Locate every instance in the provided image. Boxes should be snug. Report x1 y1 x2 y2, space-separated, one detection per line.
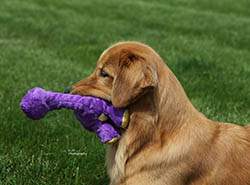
71 42 250 185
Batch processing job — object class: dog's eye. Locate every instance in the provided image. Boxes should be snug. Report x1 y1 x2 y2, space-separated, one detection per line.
100 69 109 78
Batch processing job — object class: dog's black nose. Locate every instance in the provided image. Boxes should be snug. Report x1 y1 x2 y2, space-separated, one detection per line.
64 87 72 94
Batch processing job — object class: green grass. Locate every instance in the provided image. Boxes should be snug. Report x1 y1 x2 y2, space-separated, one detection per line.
0 0 250 184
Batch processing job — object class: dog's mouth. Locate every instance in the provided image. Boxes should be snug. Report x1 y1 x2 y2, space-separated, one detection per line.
70 88 112 103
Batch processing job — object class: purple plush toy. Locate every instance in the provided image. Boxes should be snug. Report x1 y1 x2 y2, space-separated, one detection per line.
20 87 129 144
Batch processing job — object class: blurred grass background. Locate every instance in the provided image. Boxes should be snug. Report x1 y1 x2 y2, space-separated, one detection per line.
0 0 250 184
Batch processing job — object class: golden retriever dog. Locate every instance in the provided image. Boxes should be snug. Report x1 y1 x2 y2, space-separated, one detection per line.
70 41 250 185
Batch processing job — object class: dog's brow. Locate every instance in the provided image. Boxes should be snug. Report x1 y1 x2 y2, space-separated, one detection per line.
102 61 115 70
103 59 114 66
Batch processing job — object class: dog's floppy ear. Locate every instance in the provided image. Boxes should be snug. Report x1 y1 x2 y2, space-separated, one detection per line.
112 49 157 108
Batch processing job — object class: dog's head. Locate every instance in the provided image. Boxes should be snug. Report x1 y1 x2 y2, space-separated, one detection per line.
70 42 160 109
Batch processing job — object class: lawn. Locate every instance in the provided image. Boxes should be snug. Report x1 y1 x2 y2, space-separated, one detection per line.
0 0 250 184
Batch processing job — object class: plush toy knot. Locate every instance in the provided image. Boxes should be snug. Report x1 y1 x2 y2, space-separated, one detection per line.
20 87 49 120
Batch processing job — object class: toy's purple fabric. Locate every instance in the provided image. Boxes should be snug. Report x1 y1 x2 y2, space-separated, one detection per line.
20 87 129 143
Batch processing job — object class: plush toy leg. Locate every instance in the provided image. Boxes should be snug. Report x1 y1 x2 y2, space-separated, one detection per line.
96 123 121 143
74 111 120 143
